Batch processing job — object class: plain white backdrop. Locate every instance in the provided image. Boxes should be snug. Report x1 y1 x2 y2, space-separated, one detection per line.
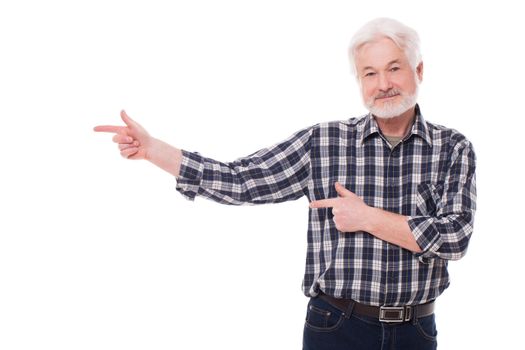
0 0 523 349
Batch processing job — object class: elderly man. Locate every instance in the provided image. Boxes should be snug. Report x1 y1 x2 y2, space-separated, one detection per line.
95 18 476 350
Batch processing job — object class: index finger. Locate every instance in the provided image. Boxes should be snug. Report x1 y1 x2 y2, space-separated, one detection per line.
309 198 338 209
93 125 126 133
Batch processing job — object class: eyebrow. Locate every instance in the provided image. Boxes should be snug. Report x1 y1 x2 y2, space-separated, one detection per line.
361 59 402 71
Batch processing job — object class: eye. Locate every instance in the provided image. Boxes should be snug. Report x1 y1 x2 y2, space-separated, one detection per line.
364 72 376 77
390 66 400 72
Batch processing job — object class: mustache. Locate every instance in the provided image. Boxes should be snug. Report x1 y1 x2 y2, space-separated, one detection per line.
375 89 401 100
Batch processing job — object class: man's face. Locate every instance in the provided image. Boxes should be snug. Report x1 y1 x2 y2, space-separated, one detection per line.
355 37 423 119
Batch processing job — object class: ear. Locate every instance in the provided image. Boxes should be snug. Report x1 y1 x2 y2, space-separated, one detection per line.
416 62 424 83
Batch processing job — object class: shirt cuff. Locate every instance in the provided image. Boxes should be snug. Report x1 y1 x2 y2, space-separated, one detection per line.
407 216 443 262
175 150 205 201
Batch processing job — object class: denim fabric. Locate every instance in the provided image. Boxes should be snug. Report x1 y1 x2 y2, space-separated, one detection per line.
303 297 437 350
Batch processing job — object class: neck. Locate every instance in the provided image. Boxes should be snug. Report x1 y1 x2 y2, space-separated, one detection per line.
374 106 416 137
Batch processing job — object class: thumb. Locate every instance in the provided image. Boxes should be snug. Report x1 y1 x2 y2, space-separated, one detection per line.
335 182 351 197
120 109 137 128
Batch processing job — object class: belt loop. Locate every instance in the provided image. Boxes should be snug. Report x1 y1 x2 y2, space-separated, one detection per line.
411 305 419 325
343 299 355 319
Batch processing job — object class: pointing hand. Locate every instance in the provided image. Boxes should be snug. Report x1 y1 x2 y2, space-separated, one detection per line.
94 110 151 160
309 182 372 233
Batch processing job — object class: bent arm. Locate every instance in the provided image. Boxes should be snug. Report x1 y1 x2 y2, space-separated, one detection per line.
310 140 477 257
310 183 423 253
365 208 422 253
407 140 477 261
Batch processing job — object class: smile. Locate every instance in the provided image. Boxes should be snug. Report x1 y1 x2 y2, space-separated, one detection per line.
375 94 400 101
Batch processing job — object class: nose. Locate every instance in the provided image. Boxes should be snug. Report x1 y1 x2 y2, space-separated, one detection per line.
377 72 392 91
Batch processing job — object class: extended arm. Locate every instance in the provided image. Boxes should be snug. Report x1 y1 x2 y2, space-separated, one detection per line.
95 110 314 205
175 127 313 204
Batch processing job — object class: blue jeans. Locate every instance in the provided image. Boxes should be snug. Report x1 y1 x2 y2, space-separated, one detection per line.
303 296 438 350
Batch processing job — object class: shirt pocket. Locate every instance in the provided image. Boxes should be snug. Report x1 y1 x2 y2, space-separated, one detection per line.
415 182 443 216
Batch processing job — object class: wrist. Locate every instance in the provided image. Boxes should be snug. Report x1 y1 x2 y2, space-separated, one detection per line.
145 137 183 177
144 137 161 162
363 206 379 233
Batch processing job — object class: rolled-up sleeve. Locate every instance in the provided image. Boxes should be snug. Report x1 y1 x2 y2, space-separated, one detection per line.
174 151 206 201
408 140 477 261
175 127 313 205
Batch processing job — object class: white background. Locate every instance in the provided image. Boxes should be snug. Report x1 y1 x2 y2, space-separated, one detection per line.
0 0 523 349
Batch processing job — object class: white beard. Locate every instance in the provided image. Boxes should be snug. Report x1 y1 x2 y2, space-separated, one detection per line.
364 84 419 119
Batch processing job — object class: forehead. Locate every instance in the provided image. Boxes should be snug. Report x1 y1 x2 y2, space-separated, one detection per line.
355 37 408 70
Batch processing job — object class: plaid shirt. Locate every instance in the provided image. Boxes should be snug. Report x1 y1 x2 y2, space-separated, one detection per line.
175 105 476 306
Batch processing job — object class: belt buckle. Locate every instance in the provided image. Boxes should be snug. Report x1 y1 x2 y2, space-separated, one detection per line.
379 306 411 323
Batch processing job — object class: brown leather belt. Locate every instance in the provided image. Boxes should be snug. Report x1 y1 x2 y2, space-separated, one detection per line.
319 293 435 323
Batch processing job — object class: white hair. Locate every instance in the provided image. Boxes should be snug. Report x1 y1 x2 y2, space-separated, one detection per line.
348 18 422 76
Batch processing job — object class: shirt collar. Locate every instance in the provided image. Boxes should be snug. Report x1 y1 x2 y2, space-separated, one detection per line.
360 104 432 146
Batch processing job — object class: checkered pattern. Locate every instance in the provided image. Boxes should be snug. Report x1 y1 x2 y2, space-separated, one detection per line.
176 105 476 306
